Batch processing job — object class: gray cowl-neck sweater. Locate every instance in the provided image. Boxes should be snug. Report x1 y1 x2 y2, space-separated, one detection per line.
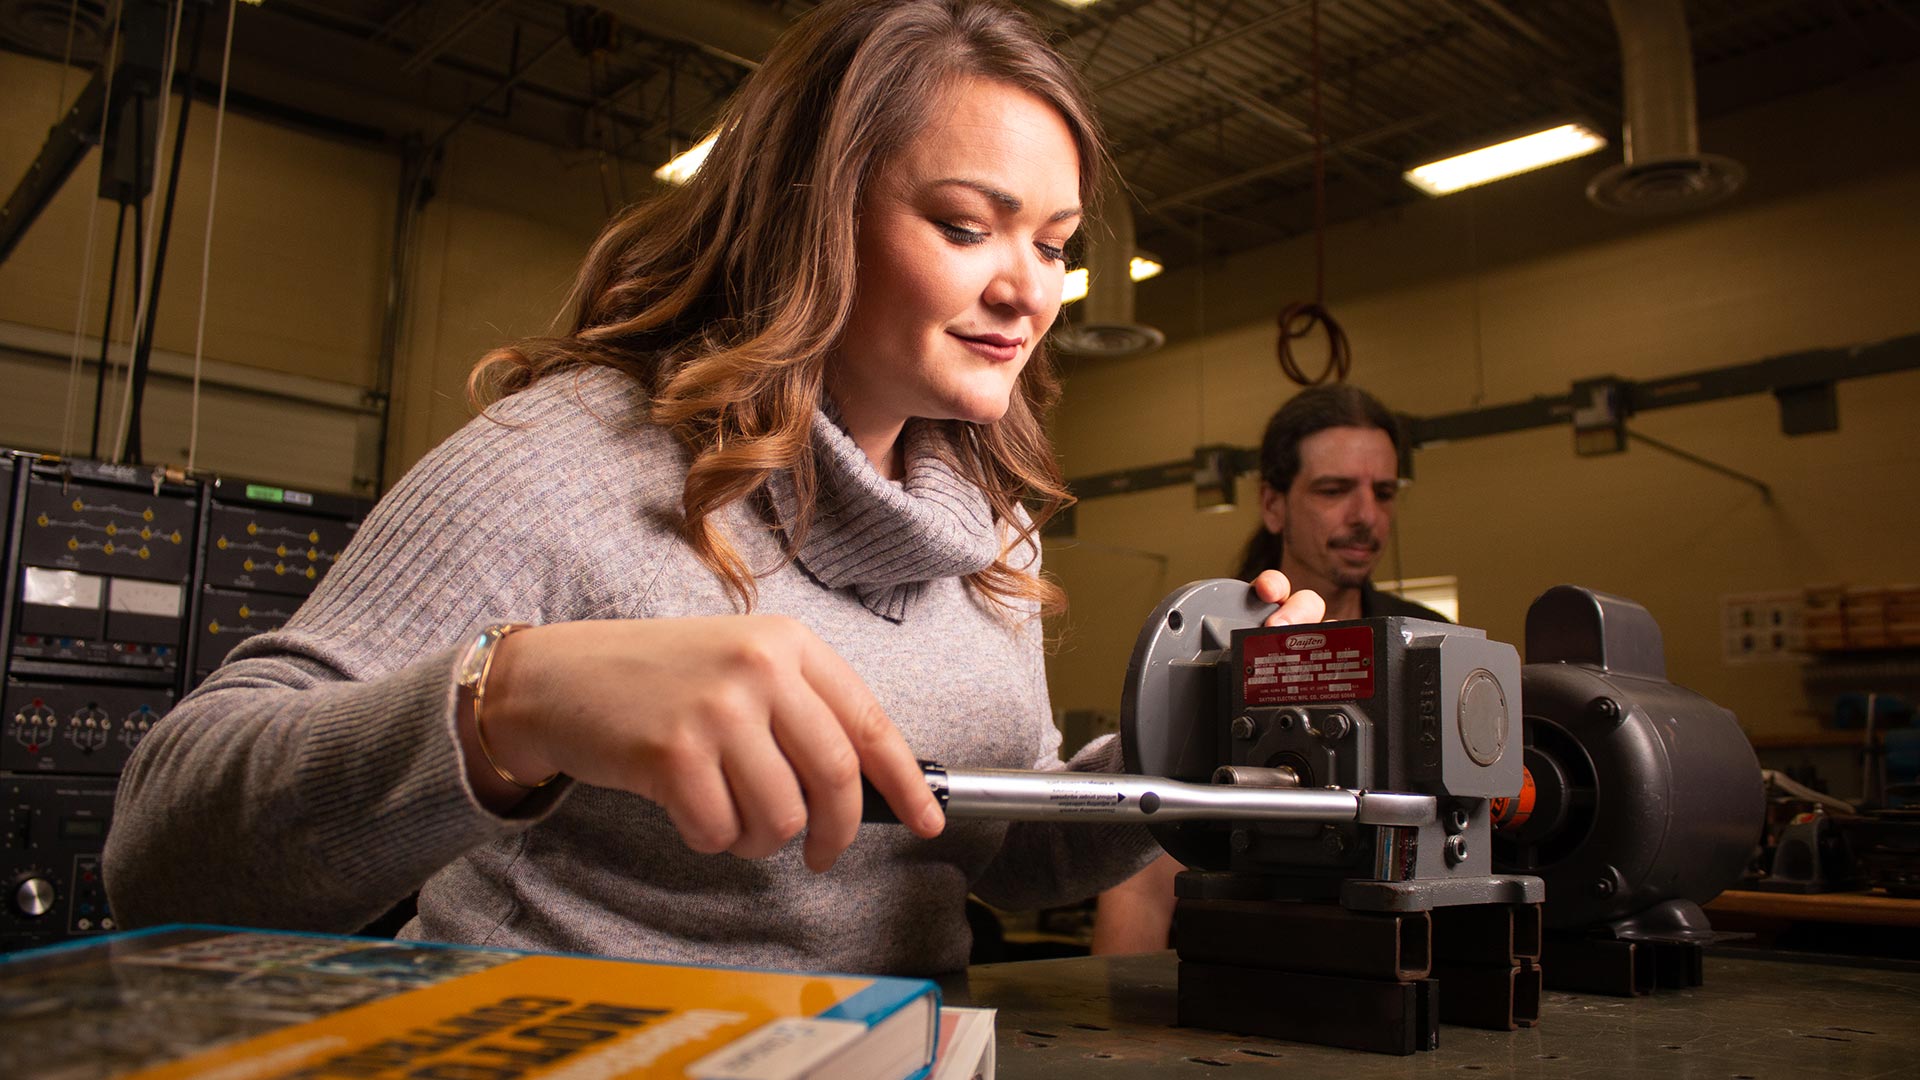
104 366 1158 976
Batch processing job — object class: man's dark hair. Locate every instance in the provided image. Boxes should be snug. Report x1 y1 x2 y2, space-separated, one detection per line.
1235 384 1401 580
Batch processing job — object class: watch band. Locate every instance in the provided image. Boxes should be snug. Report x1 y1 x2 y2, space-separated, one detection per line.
458 622 558 789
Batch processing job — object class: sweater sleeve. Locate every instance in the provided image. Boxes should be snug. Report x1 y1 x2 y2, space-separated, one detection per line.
103 407 603 933
966 530 1164 911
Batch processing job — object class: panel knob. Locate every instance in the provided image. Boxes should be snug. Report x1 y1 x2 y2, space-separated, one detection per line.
14 876 55 918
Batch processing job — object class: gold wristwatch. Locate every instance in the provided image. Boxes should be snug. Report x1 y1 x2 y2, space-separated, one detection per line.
457 622 557 789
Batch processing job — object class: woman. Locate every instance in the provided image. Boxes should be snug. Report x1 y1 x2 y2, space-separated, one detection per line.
105 0 1321 977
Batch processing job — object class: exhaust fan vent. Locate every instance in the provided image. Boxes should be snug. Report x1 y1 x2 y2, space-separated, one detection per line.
1588 155 1744 216
0 0 111 63
1054 323 1165 357
1587 0 1744 216
1054 179 1164 359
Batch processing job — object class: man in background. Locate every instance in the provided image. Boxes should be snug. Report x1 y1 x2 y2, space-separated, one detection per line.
1091 383 1444 954
1231 382 1445 623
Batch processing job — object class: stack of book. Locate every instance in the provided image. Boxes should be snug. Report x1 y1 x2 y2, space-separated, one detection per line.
0 925 958 1080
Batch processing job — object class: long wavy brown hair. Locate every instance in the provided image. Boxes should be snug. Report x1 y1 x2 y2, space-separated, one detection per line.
469 0 1101 615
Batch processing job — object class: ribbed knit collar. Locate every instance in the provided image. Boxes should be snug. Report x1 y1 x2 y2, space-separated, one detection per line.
765 410 1002 622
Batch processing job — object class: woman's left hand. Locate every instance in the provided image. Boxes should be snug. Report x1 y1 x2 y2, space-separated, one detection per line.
1251 569 1328 626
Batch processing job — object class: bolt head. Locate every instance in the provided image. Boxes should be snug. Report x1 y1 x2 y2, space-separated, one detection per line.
1230 716 1256 740
1591 877 1615 897
1230 828 1252 853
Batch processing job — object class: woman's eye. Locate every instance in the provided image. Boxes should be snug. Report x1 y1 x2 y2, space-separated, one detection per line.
937 222 987 245
1035 241 1067 263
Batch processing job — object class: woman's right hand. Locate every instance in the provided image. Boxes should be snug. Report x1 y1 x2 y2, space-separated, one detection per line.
460 616 945 872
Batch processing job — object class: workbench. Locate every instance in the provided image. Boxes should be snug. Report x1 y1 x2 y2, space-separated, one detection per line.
948 950 1920 1078
1707 889 1920 959
1710 888 1920 928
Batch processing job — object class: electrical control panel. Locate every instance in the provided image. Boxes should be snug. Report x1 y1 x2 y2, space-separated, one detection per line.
1 775 118 949
187 477 365 683
0 457 366 952
10 460 198 683
2 680 171 776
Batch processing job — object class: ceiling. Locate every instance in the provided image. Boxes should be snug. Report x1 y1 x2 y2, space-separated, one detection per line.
5 0 1918 270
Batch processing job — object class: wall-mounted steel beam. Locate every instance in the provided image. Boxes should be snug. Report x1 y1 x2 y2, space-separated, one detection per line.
1060 332 1920 515
0 75 110 263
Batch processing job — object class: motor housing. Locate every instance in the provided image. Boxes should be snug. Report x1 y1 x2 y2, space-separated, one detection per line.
1492 586 1763 930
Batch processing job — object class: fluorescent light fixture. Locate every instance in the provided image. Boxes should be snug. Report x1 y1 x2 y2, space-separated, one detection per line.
1061 256 1164 304
1403 123 1607 197
654 132 719 186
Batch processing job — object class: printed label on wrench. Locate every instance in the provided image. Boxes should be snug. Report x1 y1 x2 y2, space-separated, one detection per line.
1047 780 1129 814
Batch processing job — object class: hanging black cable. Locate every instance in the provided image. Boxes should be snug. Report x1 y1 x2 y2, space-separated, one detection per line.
89 200 129 460
124 1 208 465
100 196 146 457
1275 0 1353 387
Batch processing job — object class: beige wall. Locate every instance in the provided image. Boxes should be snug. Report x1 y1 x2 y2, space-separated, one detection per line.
0 55 392 388
385 125 611 475
0 51 608 487
1046 63 1920 741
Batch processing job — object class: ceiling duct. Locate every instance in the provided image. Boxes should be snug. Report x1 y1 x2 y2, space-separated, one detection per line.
0 0 111 63
1587 0 1744 215
1053 180 1164 359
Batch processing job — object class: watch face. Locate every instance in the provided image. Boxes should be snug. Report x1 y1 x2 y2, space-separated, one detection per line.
459 624 527 690
456 628 498 689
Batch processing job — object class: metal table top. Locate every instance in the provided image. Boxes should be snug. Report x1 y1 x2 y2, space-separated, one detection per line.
944 951 1920 1078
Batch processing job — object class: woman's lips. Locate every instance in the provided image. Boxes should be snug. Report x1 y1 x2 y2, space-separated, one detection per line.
951 331 1023 363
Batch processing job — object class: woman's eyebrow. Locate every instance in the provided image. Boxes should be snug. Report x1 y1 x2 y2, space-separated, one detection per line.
932 177 1082 222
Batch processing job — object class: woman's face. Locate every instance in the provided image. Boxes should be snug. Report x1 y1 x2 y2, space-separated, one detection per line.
829 78 1082 457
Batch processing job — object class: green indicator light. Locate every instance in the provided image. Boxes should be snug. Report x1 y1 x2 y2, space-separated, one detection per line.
245 484 285 503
